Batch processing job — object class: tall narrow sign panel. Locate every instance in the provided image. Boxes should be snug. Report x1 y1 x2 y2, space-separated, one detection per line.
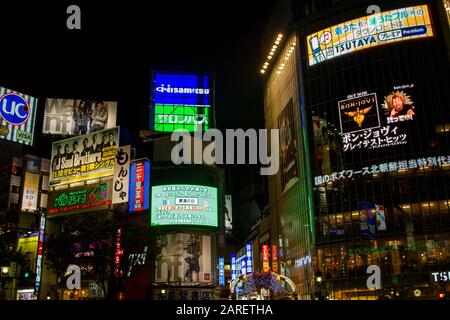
34 211 46 295
129 160 150 212
262 244 270 272
218 256 225 286
21 157 41 212
112 145 131 204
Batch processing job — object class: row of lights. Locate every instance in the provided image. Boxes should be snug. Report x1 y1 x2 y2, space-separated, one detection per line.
276 39 296 75
260 33 283 74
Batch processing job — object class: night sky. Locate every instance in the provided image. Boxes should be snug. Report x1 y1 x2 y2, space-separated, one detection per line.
0 1 276 216
0 1 276 133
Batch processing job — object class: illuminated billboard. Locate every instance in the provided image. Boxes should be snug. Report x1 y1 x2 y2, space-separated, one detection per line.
307 5 433 66
43 99 117 135
49 127 119 186
47 181 112 217
339 84 416 152
155 233 212 285
129 160 150 212
0 86 37 145
151 72 212 132
151 184 218 227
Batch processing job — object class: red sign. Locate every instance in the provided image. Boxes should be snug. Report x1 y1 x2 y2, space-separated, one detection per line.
271 244 278 273
262 244 270 272
114 228 123 276
134 162 145 211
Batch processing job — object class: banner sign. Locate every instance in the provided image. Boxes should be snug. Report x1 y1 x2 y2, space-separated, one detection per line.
129 160 150 212
307 5 433 66
47 181 112 216
0 86 38 145
245 242 253 274
219 256 225 286
34 211 46 295
271 244 279 273
112 145 131 204
43 99 117 135
262 244 270 272
50 127 119 186
375 204 387 230
231 254 237 281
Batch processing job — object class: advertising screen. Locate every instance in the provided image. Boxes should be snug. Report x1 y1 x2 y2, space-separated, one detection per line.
49 127 119 186
0 86 38 145
155 233 212 285
152 72 212 132
151 184 218 227
43 99 117 135
307 5 433 66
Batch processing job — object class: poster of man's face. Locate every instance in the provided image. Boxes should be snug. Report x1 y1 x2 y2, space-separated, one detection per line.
382 87 416 123
278 99 298 192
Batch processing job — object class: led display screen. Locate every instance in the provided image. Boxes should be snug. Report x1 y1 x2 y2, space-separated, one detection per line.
0 86 38 145
151 184 218 227
307 5 433 66
152 72 211 132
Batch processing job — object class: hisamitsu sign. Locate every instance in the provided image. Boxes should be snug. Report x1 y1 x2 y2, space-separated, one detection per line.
307 5 433 66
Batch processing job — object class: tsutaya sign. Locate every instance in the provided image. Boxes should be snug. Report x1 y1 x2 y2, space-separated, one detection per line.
431 271 450 282
307 5 433 66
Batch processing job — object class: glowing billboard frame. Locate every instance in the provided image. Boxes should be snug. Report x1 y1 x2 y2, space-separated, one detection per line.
151 184 218 227
307 5 434 66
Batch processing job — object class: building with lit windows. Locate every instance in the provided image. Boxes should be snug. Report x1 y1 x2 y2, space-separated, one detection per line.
261 0 450 299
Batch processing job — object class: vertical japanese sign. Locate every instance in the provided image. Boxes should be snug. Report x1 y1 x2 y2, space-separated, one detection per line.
262 244 270 272
112 145 131 204
231 254 237 281
129 160 150 212
21 157 41 212
218 256 225 286
245 242 253 274
114 228 123 276
34 210 46 295
271 244 279 273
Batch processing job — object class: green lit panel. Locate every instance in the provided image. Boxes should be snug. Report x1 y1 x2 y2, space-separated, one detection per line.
154 104 210 132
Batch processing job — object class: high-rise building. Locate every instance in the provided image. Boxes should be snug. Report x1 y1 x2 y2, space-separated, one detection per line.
261 0 450 299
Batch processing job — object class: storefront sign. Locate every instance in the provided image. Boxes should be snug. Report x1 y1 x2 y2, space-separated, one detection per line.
271 245 279 273
431 271 450 282
262 245 270 272
219 256 225 286
245 243 253 274
231 254 237 281
47 182 112 216
112 145 131 204
307 5 433 66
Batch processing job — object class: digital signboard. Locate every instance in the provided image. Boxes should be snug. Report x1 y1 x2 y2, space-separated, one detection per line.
129 160 150 212
307 5 434 66
151 184 218 227
152 72 212 132
0 86 38 145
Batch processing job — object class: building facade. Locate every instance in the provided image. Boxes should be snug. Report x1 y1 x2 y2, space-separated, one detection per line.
262 0 450 299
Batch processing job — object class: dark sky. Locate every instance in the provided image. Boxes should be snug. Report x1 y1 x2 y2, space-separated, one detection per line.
0 1 276 133
0 0 276 193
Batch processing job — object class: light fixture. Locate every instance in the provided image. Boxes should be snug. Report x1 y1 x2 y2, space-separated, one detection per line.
263 65 267 69
275 40 280 44
278 33 283 38
1 267 9 274
276 71 281 74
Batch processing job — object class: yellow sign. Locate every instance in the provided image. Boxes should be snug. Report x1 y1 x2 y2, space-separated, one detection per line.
307 5 433 66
